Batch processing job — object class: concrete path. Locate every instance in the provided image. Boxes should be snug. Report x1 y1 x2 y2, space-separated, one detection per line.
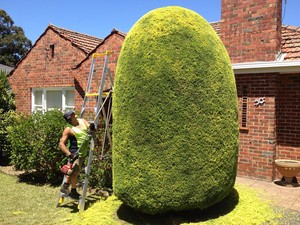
236 176 300 212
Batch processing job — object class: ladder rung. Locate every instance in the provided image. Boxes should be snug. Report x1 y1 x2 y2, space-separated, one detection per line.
80 50 113 120
86 93 99 97
103 91 110 96
92 50 113 58
85 91 110 97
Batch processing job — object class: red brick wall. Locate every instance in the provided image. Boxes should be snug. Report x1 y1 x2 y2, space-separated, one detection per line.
236 73 278 181
72 32 125 113
221 0 282 63
236 73 300 181
276 74 300 180
8 29 87 113
8 29 125 115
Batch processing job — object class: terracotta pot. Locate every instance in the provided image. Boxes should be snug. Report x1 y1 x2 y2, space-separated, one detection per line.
275 159 300 178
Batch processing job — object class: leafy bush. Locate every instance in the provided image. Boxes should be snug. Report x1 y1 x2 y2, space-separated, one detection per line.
7 109 67 183
88 149 112 189
86 123 113 190
0 70 15 113
113 6 239 214
6 109 113 187
0 69 16 161
0 110 22 162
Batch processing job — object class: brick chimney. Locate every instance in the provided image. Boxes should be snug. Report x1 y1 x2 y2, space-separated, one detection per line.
221 0 282 63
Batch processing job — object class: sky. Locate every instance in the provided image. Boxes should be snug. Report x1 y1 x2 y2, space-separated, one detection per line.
1 0 300 44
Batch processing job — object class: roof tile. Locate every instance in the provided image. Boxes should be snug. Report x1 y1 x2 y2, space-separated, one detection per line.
281 25 300 61
49 24 103 54
211 22 300 61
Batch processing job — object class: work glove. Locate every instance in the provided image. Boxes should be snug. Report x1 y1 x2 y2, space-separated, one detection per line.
68 152 78 162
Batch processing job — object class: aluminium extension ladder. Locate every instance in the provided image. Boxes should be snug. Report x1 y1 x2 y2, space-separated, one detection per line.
57 50 114 212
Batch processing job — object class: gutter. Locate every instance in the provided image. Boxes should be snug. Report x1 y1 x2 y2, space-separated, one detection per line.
232 60 300 74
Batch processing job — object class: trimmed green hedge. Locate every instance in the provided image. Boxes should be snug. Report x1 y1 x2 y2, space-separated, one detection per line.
113 6 239 214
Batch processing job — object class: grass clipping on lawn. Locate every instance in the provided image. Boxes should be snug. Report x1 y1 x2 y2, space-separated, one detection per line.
70 184 282 225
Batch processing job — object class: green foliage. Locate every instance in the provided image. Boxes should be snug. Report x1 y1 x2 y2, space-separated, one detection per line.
88 150 112 189
0 173 71 225
0 9 32 67
7 109 66 183
0 68 16 163
113 6 239 214
70 185 282 225
0 70 15 113
86 122 113 189
4 109 113 187
0 173 287 225
0 110 20 161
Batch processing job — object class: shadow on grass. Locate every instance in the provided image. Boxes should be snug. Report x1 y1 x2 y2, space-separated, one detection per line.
57 194 103 213
117 188 239 225
0 164 57 186
57 200 79 213
17 171 62 186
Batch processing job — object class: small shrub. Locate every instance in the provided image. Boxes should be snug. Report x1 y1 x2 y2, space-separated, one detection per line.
88 150 112 189
0 70 16 113
85 124 113 190
7 109 113 187
7 109 67 183
0 110 23 162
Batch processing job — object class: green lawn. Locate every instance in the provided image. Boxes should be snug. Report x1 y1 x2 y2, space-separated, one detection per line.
0 171 288 225
0 172 73 225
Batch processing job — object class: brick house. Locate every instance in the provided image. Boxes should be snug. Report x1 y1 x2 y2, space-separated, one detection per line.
8 0 300 182
220 0 300 182
8 24 125 113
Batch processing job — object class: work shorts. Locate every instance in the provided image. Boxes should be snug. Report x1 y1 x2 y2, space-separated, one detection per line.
72 157 85 172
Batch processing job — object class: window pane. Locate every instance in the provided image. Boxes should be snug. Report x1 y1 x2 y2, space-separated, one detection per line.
35 91 43 105
47 91 62 110
65 90 75 107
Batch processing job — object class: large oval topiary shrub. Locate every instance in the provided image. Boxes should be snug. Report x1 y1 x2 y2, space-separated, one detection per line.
113 6 239 214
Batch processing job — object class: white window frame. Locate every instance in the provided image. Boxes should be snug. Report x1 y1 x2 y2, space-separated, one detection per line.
31 87 75 113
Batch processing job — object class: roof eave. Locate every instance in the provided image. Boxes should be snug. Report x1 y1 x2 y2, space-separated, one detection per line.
232 60 300 74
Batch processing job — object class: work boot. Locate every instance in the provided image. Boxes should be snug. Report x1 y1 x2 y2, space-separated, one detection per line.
69 188 80 200
60 183 70 195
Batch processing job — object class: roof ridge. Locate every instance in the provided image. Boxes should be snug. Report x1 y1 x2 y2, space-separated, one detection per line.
282 24 300 32
49 23 102 40
111 28 127 37
48 23 103 54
